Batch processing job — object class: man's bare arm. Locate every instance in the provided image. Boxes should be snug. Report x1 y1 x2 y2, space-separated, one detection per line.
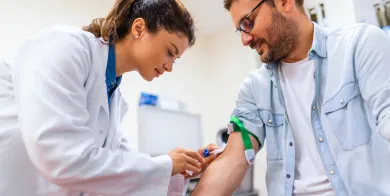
191 132 259 196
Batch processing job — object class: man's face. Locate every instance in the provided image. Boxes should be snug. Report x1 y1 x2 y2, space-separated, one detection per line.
230 0 300 63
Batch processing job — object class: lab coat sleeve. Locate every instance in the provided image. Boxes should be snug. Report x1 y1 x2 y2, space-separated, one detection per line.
354 25 390 142
13 29 173 195
116 130 190 195
117 131 189 195
167 175 190 196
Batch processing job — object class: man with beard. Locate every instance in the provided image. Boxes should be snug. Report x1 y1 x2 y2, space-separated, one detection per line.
192 0 390 195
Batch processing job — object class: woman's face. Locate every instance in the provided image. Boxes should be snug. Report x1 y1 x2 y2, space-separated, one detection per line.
126 18 190 81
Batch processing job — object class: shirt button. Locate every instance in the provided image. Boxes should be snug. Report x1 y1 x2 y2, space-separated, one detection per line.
312 106 316 110
99 130 103 134
318 137 324 142
286 174 291 178
289 142 293 146
329 170 335 175
340 99 344 104
268 119 273 124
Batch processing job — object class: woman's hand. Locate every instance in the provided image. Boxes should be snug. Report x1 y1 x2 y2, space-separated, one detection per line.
184 143 221 178
168 148 205 176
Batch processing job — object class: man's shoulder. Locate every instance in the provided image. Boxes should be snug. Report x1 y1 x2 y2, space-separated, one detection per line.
323 24 387 58
241 65 273 91
325 23 381 40
247 65 271 82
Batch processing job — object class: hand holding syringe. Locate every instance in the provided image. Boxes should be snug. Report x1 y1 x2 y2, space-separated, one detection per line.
183 143 227 178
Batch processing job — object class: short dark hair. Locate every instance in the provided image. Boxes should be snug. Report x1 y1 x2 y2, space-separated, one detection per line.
224 0 304 11
83 0 196 46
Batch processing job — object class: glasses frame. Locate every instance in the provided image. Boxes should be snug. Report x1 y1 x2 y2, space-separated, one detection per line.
236 0 267 34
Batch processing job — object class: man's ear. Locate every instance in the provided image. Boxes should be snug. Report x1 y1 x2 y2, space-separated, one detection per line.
274 0 295 13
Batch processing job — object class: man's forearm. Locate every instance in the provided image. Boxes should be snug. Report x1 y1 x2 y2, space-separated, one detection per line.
192 133 259 195
191 153 249 195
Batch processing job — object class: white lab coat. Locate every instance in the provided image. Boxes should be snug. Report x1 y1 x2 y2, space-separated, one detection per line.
0 26 188 196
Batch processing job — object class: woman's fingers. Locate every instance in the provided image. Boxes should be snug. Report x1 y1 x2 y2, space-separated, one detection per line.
185 162 201 173
185 150 204 165
180 171 189 176
208 144 220 151
184 154 202 169
198 144 220 154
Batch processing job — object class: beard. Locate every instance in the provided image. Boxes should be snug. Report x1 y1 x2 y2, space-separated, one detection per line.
253 10 300 64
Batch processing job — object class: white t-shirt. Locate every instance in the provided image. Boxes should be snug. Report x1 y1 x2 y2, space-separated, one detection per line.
279 57 335 195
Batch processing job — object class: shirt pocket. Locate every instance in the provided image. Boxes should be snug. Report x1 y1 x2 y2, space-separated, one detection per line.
259 109 285 161
322 82 371 151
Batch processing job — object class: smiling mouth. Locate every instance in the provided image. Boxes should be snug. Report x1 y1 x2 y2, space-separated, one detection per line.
155 69 161 77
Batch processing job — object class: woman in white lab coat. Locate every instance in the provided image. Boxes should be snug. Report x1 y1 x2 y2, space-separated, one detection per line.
0 0 218 195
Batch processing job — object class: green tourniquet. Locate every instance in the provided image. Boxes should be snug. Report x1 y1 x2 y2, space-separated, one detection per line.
230 116 253 150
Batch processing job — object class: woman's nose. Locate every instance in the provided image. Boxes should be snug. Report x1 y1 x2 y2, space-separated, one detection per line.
164 62 173 73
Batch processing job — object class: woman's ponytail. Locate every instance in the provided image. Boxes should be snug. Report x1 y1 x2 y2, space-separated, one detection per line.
82 0 134 42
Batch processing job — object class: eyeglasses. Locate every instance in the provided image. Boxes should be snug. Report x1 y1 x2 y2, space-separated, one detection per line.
236 0 267 35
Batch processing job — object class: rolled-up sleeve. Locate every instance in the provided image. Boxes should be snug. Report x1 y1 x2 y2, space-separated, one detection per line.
231 74 265 150
355 25 390 141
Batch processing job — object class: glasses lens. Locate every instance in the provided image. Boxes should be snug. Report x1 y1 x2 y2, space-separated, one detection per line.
240 18 253 33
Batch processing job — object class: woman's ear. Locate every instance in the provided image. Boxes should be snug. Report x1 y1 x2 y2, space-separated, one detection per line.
131 18 146 39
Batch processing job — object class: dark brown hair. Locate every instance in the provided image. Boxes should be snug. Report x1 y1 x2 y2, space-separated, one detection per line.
83 0 196 46
223 0 304 11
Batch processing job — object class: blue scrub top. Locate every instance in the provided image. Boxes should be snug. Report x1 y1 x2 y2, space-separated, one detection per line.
105 44 122 105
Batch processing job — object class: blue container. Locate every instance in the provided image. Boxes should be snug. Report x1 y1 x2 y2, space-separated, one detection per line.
139 92 158 106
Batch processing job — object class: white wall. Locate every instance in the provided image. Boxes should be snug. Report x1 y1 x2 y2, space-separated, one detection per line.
0 0 114 59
